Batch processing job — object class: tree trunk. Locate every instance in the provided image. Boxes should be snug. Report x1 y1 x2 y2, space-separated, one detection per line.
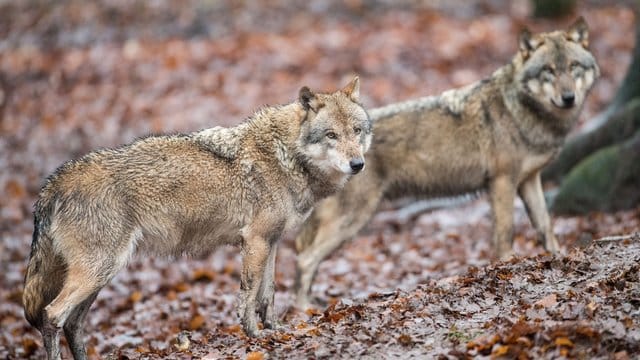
532 0 576 18
543 99 640 182
551 128 640 214
608 3 640 110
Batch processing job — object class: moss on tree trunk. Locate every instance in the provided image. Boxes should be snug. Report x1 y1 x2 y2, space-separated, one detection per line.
543 99 640 182
552 129 640 215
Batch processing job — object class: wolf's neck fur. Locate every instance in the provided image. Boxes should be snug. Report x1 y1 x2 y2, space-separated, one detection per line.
250 104 349 205
197 103 342 207
499 63 579 151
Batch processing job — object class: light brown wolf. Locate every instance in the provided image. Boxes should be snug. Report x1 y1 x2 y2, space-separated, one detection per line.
23 77 372 359
294 18 599 309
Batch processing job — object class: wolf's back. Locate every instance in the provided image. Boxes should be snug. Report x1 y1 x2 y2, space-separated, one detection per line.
367 95 439 121
23 192 66 329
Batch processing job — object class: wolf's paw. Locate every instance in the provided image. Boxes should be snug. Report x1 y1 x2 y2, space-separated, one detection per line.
242 324 260 338
295 295 327 312
259 311 279 330
240 311 260 338
295 298 313 311
263 317 282 330
545 239 561 254
498 250 516 262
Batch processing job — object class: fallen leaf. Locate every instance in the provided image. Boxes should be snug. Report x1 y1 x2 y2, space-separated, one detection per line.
515 336 532 348
492 345 509 357
295 322 308 330
398 333 413 346
5 179 26 198
189 314 205 330
246 351 264 360
129 291 143 303
305 308 322 317
135 345 150 353
614 351 631 360
192 269 216 282
535 293 557 308
224 324 242 335
174 283 191 293
554 337 574 347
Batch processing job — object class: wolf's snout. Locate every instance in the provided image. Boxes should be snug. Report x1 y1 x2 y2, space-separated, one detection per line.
561 91 575 107
349 158 365 174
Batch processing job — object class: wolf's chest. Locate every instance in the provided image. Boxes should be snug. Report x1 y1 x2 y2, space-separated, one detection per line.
282 207 314 240
520 152 555 181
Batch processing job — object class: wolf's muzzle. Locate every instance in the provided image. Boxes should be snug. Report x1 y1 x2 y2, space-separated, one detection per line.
350 159 365 174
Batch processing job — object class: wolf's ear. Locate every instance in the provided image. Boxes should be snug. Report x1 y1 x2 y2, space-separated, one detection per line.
341 76 360 103
566 16 589 48
518 28 538 59
299 86 321 112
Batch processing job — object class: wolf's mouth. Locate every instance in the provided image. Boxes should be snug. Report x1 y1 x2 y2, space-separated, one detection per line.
552 99 575 110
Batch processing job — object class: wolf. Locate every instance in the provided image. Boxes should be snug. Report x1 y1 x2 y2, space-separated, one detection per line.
23 77 372 359
294 17 599 309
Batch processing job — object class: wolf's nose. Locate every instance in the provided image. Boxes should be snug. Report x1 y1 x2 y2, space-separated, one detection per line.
561 92 575 107
349 159 364 173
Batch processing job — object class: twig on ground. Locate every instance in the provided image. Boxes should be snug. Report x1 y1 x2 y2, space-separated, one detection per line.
594 232 640 243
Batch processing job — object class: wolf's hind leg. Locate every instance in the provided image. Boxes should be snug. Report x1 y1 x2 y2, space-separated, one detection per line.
295 217 344 310
518 172 559 253
43 268 100 360
45 255 122 327
44 249 124 359
295 191 383 309
42 319 62 360
63 291 100 360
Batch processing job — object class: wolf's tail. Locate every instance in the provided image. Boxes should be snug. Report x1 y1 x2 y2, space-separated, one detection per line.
23 199 66 329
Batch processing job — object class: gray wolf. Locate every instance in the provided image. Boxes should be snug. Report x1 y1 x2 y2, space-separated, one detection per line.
23 77 372 359
294 18 599 309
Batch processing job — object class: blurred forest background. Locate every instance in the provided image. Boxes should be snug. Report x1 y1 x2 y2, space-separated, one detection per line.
1 0 639 359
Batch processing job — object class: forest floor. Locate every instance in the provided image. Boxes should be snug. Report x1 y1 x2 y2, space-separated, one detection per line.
1 1 638 359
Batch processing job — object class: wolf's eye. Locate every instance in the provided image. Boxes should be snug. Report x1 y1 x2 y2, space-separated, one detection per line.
354 127 362 135
570 62 584 77
326 131 337 140
542 65 555 75
540 65 555 81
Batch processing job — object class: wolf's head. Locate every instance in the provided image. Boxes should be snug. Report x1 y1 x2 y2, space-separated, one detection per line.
296 77 372 177
514 17 599 119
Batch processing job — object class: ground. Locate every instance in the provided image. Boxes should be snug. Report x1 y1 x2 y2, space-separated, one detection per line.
0 1 638 359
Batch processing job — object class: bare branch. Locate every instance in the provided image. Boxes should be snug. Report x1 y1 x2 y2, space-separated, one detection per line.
594 232 640 243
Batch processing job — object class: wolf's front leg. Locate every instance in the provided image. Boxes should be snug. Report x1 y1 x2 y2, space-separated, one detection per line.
42 320 62 360
257 244 278 329
518 172 560 253
238 235 270 337
489 174 517 259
